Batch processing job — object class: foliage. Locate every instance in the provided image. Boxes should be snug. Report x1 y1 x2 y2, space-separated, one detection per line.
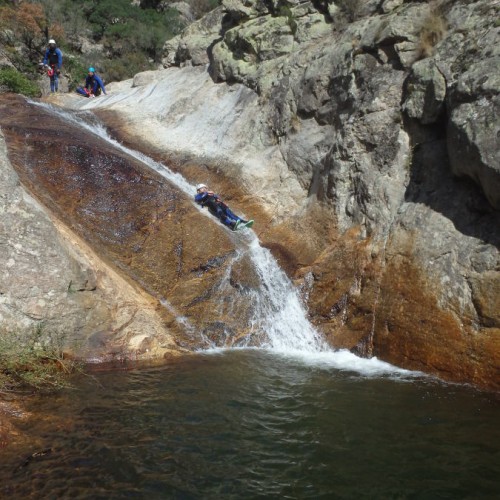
62 54 88 90
101 51 154 83
0 2 65 51
0 67 41 97
0 0 188 91
86 1 182 63
0 2 42 50
0 324 80 392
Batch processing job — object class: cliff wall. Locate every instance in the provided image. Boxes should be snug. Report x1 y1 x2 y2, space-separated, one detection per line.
1 0 498 389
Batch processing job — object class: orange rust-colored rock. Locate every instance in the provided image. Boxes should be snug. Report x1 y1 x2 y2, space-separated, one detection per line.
296 226 379 352
373 243 500 390
0 95 258 350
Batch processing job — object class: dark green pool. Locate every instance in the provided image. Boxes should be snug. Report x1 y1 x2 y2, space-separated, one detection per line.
1 349 499 499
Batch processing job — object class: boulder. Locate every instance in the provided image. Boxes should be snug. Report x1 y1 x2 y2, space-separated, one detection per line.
162 7 225 67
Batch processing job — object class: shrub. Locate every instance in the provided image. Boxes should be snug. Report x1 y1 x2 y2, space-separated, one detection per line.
418 3 447 59
101 51 153 82
0 2 47 50
62 54 88 90
0 67 41 97
0 325 79 392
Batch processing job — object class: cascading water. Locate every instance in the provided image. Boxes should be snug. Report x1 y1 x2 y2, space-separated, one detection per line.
34 102 328 351
30 101 416 376
241 237 328 352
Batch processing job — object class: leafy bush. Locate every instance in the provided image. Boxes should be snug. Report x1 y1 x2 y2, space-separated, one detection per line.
101 51 154 82
0 67 41 97
61 54 88 90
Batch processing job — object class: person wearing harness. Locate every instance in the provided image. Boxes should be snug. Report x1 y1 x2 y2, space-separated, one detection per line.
76 67 107 98
194 184 252 231
42 39 63 93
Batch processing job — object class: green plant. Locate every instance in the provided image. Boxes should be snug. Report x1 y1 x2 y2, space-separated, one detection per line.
101 51 153 82
61 54 87 90
0 67 41 97
0 324 80 393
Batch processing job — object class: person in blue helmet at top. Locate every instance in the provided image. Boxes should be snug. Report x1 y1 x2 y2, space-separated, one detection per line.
76 67 107 98
42 39 63 93
194 184 253 231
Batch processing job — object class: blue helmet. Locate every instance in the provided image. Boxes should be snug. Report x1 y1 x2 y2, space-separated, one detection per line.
88 67 95 73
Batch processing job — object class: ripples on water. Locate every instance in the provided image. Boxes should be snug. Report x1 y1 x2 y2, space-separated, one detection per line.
1 350 499 499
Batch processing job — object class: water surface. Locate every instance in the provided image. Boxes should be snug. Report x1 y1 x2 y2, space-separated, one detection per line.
1 350 499 499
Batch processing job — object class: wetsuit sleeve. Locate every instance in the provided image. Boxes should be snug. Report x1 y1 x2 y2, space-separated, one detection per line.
195 192 207 205
96 75 106 94
56 49 63 69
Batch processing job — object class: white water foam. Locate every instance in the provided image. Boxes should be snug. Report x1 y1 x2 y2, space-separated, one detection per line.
240 236 329 352
31 101 420 378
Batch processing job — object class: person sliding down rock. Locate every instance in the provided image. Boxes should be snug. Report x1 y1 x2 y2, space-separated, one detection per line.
194 184 253 231
76 67 107 98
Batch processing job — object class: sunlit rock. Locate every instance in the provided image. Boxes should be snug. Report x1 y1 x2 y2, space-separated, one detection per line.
1 0 498 389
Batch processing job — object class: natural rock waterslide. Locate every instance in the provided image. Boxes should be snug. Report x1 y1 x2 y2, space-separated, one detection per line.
1 0 499 390
1 94 293 361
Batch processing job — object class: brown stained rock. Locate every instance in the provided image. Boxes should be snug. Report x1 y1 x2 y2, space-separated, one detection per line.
294 222 500 391
469 272 500 328
0 95 253 349
296 226 378 351
374 241 500 391
0 400 27 449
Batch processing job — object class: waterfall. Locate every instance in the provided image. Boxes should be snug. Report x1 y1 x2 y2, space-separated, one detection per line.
29 101 418 376
242 236 328 352
34 102 329 352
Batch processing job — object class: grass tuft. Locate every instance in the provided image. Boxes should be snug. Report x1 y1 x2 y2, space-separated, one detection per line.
0 67 41 97
418 2 448 59
0 324 81 393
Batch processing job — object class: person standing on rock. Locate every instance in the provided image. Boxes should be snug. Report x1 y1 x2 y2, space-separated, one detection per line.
42 39 63 93
194 184 253 231
76 67 107 98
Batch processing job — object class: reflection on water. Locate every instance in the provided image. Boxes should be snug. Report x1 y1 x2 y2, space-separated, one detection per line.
1 350 499 499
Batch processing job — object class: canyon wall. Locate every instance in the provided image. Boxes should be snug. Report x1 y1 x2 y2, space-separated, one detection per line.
1 0 498 389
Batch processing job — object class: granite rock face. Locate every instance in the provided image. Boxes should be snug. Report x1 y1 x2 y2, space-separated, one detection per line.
0 104 177 363
1 0 498 389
